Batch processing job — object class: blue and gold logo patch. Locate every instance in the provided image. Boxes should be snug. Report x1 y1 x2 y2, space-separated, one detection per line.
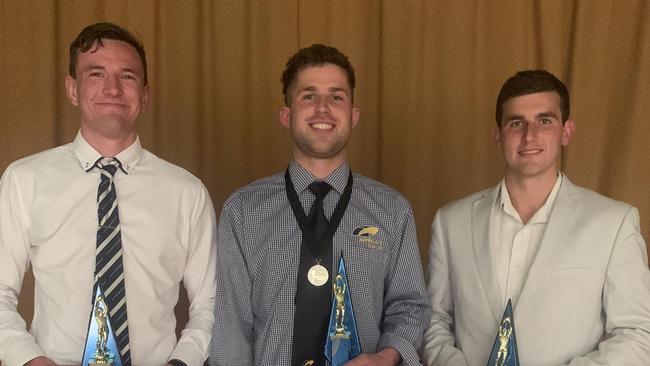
353 226 383 250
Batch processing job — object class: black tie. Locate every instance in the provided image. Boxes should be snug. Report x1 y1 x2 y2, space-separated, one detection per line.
291 181 333 366
308 181 332 241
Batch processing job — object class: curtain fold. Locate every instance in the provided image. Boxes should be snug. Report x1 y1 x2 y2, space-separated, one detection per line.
2 0 648 333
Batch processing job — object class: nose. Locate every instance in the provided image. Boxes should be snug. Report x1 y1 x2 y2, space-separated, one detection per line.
523 122 538 141
103 75 123 96
316 95 330 114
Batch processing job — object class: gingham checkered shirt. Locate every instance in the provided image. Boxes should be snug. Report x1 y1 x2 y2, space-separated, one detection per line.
210 161 431 365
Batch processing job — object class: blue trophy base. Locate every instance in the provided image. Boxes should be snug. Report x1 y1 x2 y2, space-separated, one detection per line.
328 331 352 366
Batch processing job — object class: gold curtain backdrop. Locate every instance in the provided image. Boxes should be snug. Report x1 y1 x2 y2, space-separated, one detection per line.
1 0 649 338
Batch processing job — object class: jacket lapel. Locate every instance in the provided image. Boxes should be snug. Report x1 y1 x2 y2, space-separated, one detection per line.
472 184 502 322
516 176 580 310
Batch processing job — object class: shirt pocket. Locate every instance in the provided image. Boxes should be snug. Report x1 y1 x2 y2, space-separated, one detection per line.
343 232 389 289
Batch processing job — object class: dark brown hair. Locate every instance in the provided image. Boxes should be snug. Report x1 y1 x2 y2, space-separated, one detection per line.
281 44 355 105
495 70 569 126
69 22 148 85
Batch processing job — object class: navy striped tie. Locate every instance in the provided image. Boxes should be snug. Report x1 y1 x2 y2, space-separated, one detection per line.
95 159 131 366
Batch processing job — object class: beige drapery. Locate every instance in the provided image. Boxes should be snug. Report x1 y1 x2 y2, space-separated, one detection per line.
2 0 649 339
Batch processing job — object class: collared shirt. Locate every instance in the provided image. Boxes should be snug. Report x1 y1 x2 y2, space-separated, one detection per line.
0 133 217 366
210 161 431 366
490 174 562 307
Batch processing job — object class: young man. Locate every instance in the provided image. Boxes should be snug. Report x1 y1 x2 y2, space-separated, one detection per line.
0 23 216 366
423 70 650 365
210 44 431 366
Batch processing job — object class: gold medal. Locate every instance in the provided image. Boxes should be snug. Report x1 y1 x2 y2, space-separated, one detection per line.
307 264 329 286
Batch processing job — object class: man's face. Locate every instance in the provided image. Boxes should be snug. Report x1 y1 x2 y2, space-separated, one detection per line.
65 39 149 141
279 64 359 165
494 91 575 181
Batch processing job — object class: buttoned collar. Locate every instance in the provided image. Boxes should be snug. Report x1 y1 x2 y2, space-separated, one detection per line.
496 172 564 225
288 160 351 195
73 131 144 175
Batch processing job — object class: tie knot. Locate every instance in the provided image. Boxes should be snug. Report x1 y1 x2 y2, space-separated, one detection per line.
308 181 332 200
97 159 120 177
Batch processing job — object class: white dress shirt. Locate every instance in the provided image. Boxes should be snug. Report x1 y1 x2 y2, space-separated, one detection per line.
490 174 562 308
0 133 217 366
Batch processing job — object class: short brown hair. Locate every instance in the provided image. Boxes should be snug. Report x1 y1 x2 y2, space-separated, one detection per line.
495 70 569 126
69 22 148 85
281 44 355 105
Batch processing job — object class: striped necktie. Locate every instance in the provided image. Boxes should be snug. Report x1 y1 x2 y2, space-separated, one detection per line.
95 159 131 366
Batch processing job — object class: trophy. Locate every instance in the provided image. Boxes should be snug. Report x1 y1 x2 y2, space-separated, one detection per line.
486 299 519 366
324 255 361 365
82 286 122 366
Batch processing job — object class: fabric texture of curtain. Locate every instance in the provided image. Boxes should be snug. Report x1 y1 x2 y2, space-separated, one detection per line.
1 0 648 341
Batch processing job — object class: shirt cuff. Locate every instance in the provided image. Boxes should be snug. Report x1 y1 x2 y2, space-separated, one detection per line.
4 336 44 366
168 341 205 366
378 332 420 366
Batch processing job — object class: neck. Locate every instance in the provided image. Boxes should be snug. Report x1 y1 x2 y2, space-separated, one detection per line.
81 128 137 158
294 154 346 180
504 171 558 224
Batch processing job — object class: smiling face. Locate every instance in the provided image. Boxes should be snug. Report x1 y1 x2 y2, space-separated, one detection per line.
494 91 575 182
279 63 359 168
65 39 149 146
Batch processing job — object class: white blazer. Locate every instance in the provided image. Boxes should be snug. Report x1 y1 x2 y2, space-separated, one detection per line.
422 177 650 366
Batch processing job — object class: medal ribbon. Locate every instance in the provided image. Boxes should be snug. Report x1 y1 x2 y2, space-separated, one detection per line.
284 169 353 262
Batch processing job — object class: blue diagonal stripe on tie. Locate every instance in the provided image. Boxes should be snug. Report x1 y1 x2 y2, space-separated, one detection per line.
94 160 131 366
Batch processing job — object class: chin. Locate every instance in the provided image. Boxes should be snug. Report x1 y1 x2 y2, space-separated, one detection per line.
97 120 136 136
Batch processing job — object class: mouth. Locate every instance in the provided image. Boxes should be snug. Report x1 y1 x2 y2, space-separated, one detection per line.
96 102 127 108
309 122 335 131
518 148 543 156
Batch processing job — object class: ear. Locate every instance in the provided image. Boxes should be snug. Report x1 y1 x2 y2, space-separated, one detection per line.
65 75 79 106
351 106 360 127
141 85 150 110
279 106 291 128
561 119 576 146
492 125 501 146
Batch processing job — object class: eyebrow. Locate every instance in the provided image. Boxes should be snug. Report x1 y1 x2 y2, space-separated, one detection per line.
536 111 559 119
504 111 559 122
80 65 138 74
503 114 525 123
80 65 106 72
297 85 350 95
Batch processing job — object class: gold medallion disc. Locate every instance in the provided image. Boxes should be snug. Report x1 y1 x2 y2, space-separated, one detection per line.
307 264 329 286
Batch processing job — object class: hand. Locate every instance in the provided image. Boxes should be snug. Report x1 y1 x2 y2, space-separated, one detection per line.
24 356 57 366
345 347 401 366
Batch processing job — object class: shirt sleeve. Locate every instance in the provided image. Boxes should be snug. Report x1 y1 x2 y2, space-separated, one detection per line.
377 199 433 365
209 193 254 366
564 206 650 365
421 210 470 366
0 165 46 366
168 183 217 366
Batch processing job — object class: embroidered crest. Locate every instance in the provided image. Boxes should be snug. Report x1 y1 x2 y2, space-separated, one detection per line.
352 226 383 250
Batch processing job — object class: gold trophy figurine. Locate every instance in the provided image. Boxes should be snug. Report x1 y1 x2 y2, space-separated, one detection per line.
495 317 512 366
325 255 361 365
333 274 346 336
90 295 112 365
486 298 519 366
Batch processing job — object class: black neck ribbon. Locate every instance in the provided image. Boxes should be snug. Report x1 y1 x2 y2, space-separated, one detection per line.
284 168 353 262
